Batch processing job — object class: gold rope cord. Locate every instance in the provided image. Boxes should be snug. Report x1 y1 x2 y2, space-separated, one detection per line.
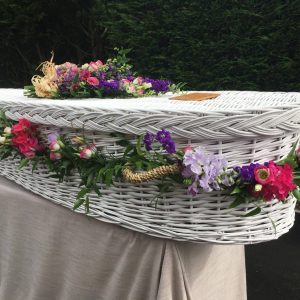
170 92 220 101
122 164 181 183
31 52 58 98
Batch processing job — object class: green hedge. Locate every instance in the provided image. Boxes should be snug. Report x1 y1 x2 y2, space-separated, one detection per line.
1 0 299 91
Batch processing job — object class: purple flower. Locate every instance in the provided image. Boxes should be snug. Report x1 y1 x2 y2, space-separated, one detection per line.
188 179 199 196
48 132 59 143
143 132 155 151
99 80 119 92
156 129 171 144
236 163 261 183
164 140 176 154
182 146 229 195
144 79 171 93
143 129 176 153
155 129 176 154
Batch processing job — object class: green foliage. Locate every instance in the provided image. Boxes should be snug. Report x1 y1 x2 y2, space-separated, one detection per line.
0 0 299 91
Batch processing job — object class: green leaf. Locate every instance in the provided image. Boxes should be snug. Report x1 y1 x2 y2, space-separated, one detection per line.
114 164 123 176
17 158 30 170
292 188 300 201
136 135 144 156
94 186 102 196
104 169 114 186
243 207 261 217
86 172 94 188
158 182 172 193
229 197 245 208
76 187 90 200
230 185 241 195
73 197 86 210
124 144 134 157
116 139 130 147
85 196 90 213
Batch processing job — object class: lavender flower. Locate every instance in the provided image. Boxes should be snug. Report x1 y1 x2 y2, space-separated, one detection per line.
48 132 59 143
182 146 229 195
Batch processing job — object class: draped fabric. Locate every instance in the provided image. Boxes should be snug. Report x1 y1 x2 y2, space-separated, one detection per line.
0 176 247 300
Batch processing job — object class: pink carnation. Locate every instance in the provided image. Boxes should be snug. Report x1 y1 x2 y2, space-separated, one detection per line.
86 77 99 86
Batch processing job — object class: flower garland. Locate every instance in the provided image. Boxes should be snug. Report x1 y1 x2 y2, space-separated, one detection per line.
0 114 299 216
24 48 184 99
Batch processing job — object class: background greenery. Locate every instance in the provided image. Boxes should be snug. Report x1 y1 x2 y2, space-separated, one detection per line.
0 0 299 91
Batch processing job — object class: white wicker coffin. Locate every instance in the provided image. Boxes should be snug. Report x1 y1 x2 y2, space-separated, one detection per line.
0 89 299 244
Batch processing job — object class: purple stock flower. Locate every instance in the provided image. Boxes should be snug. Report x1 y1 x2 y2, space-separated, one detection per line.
143 132 155 151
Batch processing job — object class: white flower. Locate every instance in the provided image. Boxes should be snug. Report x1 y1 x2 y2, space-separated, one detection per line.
254 184 263 192
3 127 11 134
0 136 6 144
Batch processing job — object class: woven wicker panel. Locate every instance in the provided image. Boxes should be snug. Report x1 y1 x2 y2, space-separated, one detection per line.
0 89 299 244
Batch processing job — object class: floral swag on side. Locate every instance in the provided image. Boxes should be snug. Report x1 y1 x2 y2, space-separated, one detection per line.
0 114 299 216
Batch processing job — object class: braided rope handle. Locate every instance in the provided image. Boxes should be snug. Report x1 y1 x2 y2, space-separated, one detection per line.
122 164 181 183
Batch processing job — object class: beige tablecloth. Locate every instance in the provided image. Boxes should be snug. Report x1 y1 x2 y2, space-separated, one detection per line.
0 176 247 300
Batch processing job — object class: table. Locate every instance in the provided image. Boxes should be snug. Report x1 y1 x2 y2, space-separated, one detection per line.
0 176 247 300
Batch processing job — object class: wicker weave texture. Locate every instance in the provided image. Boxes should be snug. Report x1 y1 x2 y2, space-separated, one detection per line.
0 89 299 244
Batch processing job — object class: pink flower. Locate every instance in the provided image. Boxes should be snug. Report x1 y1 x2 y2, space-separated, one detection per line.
79 144 97 159
86 77 99 86
258 162 297 202
49 141 60 151
254 166 273 185
121 79 130 85
79 70 91 81
89 60 103 70
183 145 193 152
80 148 93 159
12 119 31 134
50 152 62 160
133 76 143 85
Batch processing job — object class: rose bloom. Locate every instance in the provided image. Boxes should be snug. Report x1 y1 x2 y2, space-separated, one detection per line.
86 77 99 86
